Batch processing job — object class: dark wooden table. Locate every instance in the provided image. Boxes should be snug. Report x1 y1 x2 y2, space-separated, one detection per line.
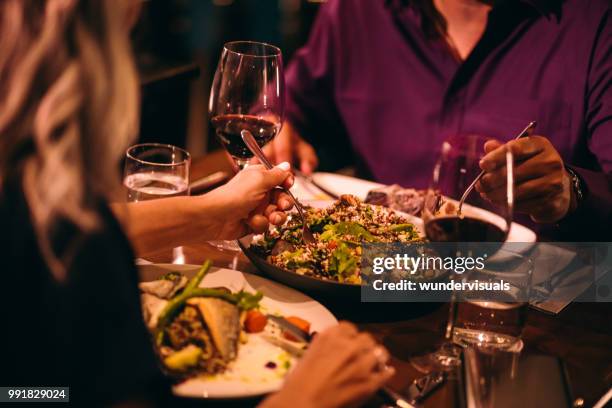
144 151 612 408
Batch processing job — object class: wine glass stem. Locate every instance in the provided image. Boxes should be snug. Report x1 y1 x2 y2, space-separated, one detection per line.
445 291 457 340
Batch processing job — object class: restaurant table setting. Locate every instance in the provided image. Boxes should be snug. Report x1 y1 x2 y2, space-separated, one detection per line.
126 40 612 408
133 159 612 408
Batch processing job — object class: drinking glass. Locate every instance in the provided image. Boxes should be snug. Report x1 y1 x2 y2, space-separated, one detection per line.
124 143 191 263
207 40 284 251
411 135 515 373
453 250 533 351
124 143 190 201
209 40 284 170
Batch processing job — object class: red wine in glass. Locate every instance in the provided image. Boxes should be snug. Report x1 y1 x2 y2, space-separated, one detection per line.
425 216 506 243
209 41 284 170
211 114 279 160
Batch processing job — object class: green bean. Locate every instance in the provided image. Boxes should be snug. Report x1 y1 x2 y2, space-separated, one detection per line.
154 260 262 345
183 260 212 293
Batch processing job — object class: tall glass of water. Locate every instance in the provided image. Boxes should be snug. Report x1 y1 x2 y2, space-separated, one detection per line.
124 143 190 201
124 143 190 263
453 249 533 352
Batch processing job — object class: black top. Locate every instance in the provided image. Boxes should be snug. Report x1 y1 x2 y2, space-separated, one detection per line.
0 182 170 407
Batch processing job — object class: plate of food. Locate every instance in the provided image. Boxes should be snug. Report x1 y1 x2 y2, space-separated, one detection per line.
239 194 427 296
367 184 535 243
138 262 337 399
304 175 536 245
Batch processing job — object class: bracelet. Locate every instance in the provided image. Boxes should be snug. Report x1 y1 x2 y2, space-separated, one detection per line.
565 165 584 205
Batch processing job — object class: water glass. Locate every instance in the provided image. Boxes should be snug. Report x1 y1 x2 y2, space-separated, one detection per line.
124 143 190 202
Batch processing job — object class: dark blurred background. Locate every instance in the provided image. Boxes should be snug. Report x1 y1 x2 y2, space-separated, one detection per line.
131 0 324 158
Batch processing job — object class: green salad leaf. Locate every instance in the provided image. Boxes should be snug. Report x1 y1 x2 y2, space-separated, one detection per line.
309 214 333 233
328 243 358 281
319 222 376 243
387 223 416 233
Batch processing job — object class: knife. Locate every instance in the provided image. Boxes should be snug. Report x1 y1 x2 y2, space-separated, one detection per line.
267 315 443 408
404 371 445 403
266 314 313 343
294 169 340 199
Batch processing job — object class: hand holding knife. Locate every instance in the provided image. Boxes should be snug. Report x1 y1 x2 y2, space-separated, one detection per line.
267 316 444 408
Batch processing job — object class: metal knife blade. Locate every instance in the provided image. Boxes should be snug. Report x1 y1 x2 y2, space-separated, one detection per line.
294 169 340 199
267 314 313 343
405 371 445 403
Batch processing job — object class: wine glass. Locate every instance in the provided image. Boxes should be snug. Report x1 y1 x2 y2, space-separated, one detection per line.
209 40 284 169
207 41 284 252
411 134 515 373
124 143 191 263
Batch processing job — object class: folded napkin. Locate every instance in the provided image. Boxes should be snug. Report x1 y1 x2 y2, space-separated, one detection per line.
530 243 610 314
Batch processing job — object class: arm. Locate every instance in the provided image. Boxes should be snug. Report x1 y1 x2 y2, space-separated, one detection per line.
112 195 222 256
477 10 612 239
113 164 293 256
557 9 612 240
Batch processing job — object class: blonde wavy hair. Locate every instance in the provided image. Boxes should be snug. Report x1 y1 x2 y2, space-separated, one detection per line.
0 0 139 278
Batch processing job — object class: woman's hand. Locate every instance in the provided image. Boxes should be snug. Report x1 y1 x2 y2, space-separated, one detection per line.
201 163 295 240
476 136 574 223
115 163 294 255
261 322 395 408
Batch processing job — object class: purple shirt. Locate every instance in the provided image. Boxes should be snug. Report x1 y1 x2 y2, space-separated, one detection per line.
285 0 612 240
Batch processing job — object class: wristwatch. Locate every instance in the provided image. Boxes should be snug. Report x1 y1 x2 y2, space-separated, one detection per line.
565 165 585 206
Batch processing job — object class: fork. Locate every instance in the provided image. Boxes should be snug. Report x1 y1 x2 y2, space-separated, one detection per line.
241 129 316 244
457 121 537 215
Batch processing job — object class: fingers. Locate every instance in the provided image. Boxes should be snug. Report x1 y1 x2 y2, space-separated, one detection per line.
476 135 570 222
477 154 555 192
246 213 269 233
295 138 319 175
483 139 503 154
271 190 294 211
274 126 294 165
264 203 287 225
255 162 293 190
480 177 553 204
353 345 390 375
479 174 568 218
336 321 359 336
479 136 548 172
274 122 318 174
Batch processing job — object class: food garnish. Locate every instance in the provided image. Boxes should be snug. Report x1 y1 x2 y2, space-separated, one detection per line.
244 310 268 333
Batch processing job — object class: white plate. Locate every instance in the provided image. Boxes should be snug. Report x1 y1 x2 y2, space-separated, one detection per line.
311 172 384 200
308 173 536 249
138 264 337 399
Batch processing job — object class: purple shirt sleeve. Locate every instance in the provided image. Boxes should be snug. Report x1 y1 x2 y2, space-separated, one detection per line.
285 2 349 149
562 9 612 238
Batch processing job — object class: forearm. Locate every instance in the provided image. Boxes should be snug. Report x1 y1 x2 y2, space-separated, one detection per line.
111 196 217 256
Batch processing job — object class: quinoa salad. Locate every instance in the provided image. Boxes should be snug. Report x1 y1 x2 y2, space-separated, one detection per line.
250 195 422 284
